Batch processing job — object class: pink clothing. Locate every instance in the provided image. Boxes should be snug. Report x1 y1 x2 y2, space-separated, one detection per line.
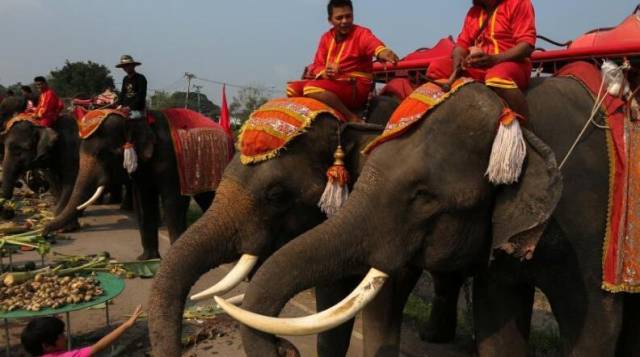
42 347 92 357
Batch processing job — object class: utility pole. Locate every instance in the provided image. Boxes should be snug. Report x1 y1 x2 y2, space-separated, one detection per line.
184 72 195 109
193 85 203 113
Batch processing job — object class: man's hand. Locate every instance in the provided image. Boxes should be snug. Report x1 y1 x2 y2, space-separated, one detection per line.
466 52 499 69
377 49 399 65
325 63 338 78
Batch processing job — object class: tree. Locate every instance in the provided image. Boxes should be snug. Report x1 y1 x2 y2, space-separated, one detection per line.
149 91 220 119
229 87 270 131
48 60 115 98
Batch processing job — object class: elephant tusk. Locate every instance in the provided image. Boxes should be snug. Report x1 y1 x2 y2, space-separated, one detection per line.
215 268 389 336
190 254 258 301
76 186 105 211
217 294 244 307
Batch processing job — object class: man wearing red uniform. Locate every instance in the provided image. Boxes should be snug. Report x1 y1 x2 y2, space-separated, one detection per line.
427 0 536 118
287 0 399 122
32 77 64 127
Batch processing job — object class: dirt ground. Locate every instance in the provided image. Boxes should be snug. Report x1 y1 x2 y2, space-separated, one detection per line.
1 196 560 357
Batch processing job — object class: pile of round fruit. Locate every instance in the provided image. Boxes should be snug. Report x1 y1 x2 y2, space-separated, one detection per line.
0 274 103 312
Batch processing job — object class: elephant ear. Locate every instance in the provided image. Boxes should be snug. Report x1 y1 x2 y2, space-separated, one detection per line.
35 127 59 162
491 128 562 260
125 119 155 161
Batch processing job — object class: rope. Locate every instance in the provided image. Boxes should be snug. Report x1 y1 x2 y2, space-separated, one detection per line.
536 35 572 48
558 79 608 169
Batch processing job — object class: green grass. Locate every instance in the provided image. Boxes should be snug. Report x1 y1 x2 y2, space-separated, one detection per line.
402 293 560 355
403 294 433 325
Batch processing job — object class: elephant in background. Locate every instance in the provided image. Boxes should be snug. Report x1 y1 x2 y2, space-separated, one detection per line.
43 112 220 260
1 116 80 225
147 96 409 357
0 96 27 126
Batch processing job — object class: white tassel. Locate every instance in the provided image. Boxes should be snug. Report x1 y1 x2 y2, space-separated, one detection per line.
485 119 527 185
318 181 349 217
317 145 350 217
123 144 138 174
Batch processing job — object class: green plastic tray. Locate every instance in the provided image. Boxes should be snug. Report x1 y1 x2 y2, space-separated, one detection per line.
0 272 125 319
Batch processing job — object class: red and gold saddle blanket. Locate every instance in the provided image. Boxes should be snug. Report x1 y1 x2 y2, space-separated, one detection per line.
557 61 639 293
363 78 474 154
238 97 345 164
3 113 43 133
163 108 231 196
76 109 128 139
76 108 230 196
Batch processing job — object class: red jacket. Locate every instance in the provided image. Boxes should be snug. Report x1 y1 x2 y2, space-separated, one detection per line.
35 88 64 127
307 25 388 81
457 0 537 55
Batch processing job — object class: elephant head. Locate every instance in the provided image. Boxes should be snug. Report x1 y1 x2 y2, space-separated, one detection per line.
1 120 59 199
44 114 149 232
219 83 562 357
0 96 27 126
147 96 399 356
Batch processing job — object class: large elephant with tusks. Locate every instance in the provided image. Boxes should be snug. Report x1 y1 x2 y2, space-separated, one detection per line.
220 76 640 356
147 96 411 357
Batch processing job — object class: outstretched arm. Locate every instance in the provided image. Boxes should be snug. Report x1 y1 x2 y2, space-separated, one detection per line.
89 305 143 356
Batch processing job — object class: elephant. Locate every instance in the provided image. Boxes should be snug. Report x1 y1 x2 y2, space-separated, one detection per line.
43 111 222 260
147 96 412 357
222 76 640 357
1 115 80 225
0 96 27 126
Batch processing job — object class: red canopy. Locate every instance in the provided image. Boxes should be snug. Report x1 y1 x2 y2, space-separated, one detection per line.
533 11 640 66
372 7 640 79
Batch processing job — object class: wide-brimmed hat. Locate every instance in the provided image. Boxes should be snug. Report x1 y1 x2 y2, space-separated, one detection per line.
115 55 141 68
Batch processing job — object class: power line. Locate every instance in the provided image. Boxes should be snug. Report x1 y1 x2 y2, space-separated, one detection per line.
192 75 280 94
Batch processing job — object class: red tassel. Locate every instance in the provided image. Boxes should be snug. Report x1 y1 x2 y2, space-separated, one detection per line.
318 145 351 216
326 145 349 186
326 165 349 186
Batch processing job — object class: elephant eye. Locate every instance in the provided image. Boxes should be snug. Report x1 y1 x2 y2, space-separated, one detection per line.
412 187 436 202
265 186 287 203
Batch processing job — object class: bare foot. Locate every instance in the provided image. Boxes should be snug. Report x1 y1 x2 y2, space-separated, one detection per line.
137 251 161 261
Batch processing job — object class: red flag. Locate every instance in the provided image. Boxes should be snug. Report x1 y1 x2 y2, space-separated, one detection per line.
220 84 232 138
220 84 235 160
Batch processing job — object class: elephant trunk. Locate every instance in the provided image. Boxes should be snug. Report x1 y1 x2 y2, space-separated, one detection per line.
237 187 377 357
1 156 19 199
147 179 251 356
44 153 98 233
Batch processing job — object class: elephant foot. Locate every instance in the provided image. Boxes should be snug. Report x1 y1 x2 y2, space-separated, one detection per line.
419 298 457 343
277 338 300 357
120 199 133 212
59 219 81 233
137 251 161 261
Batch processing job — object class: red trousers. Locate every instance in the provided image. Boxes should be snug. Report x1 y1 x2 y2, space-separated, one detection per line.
427 57 532 90
287 78 372 109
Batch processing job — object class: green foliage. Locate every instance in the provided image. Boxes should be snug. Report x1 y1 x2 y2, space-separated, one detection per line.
118 259 160 279
48 60 115 98
403 294 432 325
229 87 270 131
0 82 27 96
150 91 220 119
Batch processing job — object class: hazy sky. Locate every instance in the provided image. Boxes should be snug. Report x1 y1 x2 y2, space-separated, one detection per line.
0 0 635 102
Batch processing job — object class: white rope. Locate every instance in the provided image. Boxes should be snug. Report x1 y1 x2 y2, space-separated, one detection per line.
558 79 608 169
